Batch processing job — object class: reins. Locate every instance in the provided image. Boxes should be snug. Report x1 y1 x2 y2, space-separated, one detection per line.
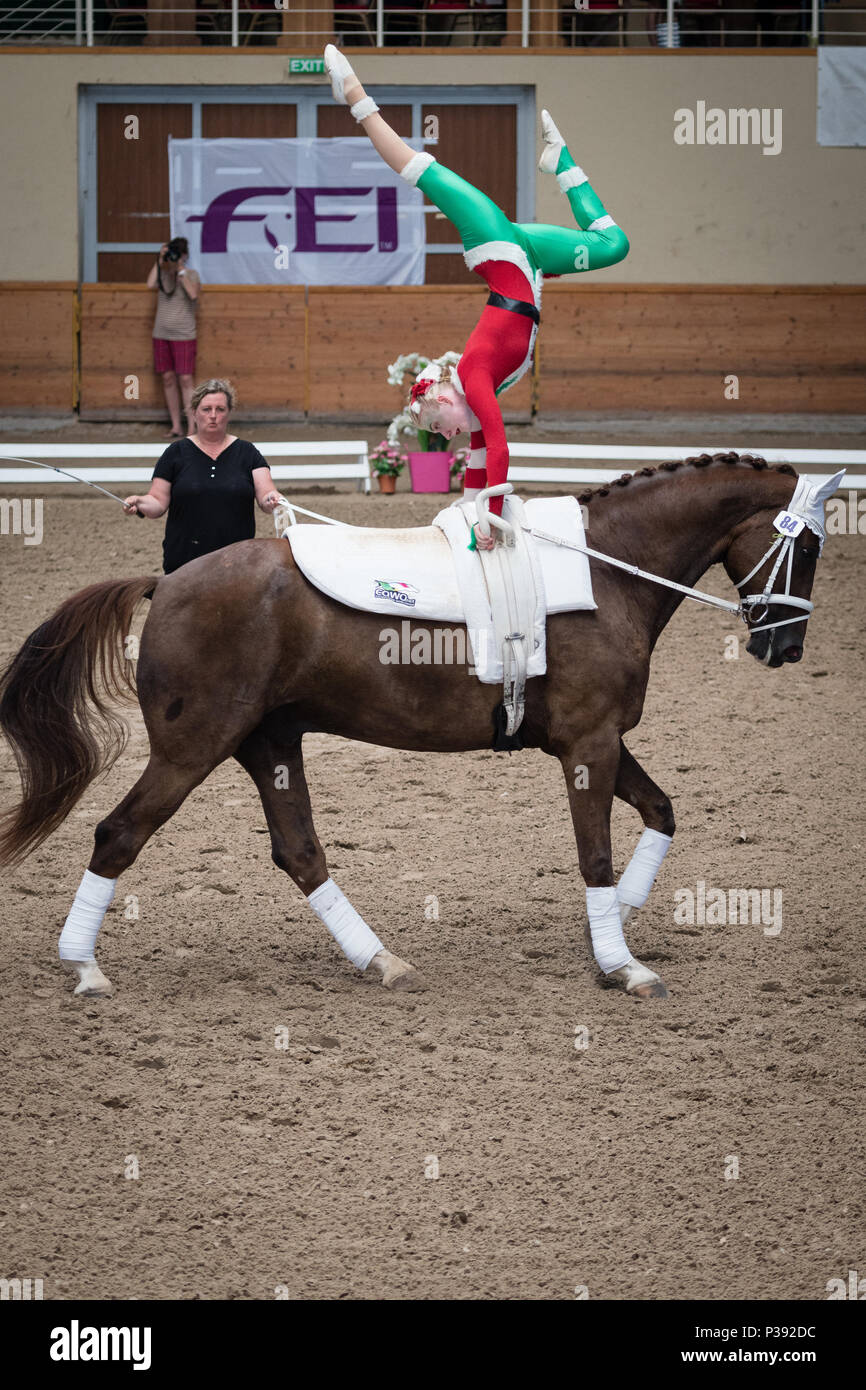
519 522 812 633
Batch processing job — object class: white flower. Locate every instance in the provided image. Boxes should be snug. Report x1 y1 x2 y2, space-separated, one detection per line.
385 349 461 442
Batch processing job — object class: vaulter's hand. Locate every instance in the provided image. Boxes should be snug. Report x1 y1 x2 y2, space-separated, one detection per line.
474 525 496 551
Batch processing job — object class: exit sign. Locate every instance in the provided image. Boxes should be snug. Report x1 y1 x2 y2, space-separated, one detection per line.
289 58 325 75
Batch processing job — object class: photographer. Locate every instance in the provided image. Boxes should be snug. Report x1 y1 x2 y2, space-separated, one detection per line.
146 237 200 439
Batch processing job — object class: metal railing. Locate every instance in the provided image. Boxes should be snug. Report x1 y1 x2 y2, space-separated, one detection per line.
0 2 862 48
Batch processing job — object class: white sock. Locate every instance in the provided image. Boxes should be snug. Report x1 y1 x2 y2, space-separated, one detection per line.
617 828 672 909
307 877 383 971
59 869 116 961
351 96 379 123
586 885 633 974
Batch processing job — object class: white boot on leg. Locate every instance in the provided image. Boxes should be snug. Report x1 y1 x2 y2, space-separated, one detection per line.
539 109 566 174
323 45 379 121
324 44 356 104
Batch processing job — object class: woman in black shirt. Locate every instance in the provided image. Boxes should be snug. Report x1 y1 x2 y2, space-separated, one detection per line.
123 378 281 573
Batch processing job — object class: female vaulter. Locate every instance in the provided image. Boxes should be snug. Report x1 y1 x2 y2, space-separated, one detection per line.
323 44 630 549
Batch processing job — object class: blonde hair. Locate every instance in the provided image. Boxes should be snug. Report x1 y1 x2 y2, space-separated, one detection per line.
191 378 237 413
407 363 454 429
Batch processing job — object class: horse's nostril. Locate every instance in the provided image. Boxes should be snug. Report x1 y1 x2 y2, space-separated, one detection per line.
783 646 803 663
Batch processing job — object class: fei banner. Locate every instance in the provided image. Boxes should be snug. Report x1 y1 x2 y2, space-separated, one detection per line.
168 137 427 285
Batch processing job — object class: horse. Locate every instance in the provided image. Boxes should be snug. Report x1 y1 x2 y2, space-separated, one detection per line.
0 452 837 1002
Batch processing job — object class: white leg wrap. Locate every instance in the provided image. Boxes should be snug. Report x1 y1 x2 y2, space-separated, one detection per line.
557 165 588 193
307 877 384 971
586 885 633 974
351 97 379 123
617 828 673 910
58 869 116 961
400 152 436 186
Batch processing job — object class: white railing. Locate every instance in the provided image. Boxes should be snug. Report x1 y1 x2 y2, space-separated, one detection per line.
0 3 860 50
0 441 373 491
1 443 862 491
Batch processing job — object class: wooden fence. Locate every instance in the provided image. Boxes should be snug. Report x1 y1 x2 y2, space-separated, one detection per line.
1 282 863 419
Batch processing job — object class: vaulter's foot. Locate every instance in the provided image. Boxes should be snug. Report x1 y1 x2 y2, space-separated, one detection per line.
324 44 364 109
539 109 567 175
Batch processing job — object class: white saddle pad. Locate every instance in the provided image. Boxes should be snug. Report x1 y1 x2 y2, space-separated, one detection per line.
286 494 596 681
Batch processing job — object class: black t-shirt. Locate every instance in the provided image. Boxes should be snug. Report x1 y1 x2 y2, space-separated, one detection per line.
152 438 268 574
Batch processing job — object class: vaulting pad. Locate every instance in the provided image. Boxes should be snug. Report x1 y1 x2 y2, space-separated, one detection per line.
288 522 464 621
286 494 596 633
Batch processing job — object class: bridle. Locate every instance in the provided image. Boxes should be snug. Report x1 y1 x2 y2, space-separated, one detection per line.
733 509 816 634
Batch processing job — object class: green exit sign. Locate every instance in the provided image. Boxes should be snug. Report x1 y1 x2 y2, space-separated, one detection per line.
289 58 325 75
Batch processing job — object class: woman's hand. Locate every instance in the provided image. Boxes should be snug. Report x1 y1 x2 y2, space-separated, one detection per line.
259 491 281 513
473 524 496 551
122 494 163 518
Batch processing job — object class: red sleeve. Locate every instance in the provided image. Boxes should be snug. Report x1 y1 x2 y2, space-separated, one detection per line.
461 364 508 518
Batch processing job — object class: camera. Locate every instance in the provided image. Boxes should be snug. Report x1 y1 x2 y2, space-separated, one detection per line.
165 238 185 263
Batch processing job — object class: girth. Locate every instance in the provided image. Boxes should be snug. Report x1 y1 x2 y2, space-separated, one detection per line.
486 291 540 325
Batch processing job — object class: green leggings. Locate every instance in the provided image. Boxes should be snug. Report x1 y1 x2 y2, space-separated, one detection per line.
416 158 629 277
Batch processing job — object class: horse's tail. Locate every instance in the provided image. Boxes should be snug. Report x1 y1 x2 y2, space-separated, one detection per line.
0 575 158 867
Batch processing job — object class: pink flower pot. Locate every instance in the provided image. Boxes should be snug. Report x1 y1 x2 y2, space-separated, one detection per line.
408 451 454 494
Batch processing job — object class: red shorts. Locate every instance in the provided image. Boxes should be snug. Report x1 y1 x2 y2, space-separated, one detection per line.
153 338 197 375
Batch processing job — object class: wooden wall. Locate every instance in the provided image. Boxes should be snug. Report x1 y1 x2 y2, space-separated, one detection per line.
306 286 533 418
0 283 78 412
79 285 307 417
538 284 866 414
2 283 863 419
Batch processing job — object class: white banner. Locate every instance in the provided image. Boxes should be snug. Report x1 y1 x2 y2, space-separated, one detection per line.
168 137 427 284
818 48 866 147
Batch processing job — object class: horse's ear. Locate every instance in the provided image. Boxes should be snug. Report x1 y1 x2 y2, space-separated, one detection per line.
814 470 846 504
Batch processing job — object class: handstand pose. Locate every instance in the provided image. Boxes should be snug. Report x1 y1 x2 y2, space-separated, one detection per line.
324 45 629 549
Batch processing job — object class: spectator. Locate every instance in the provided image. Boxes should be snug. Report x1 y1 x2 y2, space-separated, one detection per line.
146 237 200 439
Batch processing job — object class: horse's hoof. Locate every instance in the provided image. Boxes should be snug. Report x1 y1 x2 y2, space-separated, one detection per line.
64 960 113 998
368 949 425 991
384 967 426 993
630 979 668 1000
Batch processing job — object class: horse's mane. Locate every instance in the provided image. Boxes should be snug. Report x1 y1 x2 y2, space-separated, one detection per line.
575 451 797 507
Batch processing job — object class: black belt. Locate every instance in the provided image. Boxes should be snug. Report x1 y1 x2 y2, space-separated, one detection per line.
486 292 540 325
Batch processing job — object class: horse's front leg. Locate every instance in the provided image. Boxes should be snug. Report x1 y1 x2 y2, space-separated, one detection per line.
558 732 666 1000
608 741 674 997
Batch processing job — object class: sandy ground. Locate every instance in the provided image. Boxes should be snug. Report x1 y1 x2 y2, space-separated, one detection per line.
0 456 863 1302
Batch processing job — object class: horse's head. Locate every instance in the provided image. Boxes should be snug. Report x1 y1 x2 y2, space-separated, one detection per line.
722 470 844 669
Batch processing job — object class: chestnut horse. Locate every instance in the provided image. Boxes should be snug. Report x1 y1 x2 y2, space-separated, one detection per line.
0 453 829 1001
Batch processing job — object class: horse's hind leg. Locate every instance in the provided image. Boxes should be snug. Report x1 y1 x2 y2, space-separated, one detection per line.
60 755 215 997
234 718 424 990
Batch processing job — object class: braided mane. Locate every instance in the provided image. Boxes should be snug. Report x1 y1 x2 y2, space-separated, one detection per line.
575 451 797 507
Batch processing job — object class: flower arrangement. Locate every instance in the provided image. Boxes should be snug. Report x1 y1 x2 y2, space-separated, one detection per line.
450 447 470 485
386 350 461 453
369 440 408 477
